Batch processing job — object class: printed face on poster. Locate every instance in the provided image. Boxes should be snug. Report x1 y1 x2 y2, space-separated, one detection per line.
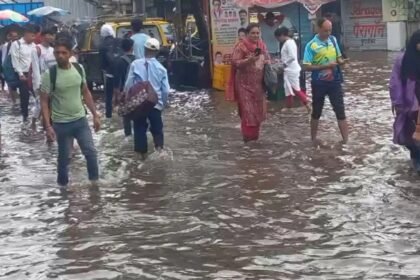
211 0 249 65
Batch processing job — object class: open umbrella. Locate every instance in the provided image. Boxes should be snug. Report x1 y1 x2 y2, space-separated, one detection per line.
0 10 29 23
28 6 70 17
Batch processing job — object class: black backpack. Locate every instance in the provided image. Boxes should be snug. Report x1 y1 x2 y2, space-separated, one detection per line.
50 63 84 92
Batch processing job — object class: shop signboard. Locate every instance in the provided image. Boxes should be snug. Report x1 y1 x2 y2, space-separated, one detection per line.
382 0 409 22
342 0 387 50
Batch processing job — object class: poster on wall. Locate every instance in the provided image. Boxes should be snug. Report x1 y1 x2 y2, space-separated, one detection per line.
211 0 249 65
408 0 420 21
343 0 387 50
382 0 409 22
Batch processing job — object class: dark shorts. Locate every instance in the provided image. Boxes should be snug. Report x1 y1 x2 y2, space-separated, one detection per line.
311 82 346 120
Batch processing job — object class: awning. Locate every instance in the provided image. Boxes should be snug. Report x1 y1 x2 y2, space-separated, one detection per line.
233 0 336 14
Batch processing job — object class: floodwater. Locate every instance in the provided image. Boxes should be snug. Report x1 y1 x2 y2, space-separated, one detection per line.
1 51 420 280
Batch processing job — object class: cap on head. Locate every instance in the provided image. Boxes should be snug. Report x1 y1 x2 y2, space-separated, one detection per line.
100 24 115 38
144 38 160 51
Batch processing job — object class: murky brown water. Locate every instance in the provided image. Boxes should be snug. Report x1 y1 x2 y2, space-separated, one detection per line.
1 51 420 279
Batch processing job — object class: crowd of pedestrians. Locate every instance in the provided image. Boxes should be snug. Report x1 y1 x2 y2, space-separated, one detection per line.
2 15 420 191
0 18 170 192
228 18 348 144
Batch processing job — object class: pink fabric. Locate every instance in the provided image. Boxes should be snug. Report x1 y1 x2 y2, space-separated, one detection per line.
241 120 260 141
230 39 268 130
286 90 308 108
226 39 268 102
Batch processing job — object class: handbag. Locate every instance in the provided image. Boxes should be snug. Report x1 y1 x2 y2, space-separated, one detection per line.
264 63 280 93
117 61 158 120
329 36 344 83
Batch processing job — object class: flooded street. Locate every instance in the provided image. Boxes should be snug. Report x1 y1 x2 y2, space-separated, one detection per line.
2 51 420 279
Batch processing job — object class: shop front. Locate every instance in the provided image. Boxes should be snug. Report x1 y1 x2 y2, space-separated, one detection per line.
341 0 387 50
209 0 333 91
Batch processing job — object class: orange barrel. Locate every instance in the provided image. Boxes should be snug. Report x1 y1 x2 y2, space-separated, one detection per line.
212 64 231 91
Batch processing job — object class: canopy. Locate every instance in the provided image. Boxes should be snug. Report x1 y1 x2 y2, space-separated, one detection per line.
28 6 70 17
233 0 335 14
0 9 29 23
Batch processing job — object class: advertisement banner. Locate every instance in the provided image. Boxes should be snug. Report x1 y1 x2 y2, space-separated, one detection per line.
211 0 249 65
382 0 409 22
408 0 420 21
233 0 333 14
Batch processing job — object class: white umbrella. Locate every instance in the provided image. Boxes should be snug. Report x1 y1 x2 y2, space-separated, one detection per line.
28 6 70 17
0 10 29 22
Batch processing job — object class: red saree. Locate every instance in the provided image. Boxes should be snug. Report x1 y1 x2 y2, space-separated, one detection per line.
227 38 269 141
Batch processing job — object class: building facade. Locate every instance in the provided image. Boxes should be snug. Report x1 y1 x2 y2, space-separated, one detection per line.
340 0 420 51
341 0 388 50
0 0 98 21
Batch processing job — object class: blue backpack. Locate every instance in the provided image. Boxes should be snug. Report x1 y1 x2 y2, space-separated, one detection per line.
2 41 20 88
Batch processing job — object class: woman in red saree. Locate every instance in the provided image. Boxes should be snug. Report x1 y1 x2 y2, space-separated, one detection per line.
227 23 269 142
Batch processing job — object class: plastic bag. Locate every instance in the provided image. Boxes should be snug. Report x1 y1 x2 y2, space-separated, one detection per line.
264 62 284 92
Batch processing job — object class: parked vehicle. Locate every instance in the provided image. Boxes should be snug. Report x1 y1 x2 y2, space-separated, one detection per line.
78 16 174 89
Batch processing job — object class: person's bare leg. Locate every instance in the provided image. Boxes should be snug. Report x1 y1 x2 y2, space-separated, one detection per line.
311 118 320 145
338 119 349 144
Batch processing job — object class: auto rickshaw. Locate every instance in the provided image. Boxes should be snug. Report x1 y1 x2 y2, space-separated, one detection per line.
78 16 174 89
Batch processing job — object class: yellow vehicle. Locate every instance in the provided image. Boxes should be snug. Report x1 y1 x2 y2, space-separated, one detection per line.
78 17 174 88
80 17 174 51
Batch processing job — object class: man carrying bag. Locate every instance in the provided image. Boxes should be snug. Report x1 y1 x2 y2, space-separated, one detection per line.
120 38 170 159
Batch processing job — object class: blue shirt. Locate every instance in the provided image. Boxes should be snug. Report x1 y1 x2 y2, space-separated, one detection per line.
303 35 342 83
124 58 170 110
131 33 150 59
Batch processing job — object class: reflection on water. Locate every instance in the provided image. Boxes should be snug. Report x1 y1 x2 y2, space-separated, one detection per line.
1 52 420 279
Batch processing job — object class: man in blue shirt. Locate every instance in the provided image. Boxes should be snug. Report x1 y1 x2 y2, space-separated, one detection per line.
303 18 349 145
131 18 150 59
124 38 170 158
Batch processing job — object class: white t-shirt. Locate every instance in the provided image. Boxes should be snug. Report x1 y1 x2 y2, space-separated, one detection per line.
37 44 55 73
281 39 301 73
37 44 78 73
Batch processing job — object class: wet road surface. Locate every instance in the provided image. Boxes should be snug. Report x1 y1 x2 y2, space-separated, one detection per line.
1 51 420 279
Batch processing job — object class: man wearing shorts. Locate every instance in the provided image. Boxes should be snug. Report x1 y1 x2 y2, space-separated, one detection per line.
303 18 349 145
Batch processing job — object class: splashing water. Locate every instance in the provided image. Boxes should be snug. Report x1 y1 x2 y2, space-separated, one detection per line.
1 52 420 279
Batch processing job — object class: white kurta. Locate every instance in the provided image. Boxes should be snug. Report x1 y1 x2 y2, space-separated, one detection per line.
281 39 301 97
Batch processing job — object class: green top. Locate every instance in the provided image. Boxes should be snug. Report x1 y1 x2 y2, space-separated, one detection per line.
41 64 86 123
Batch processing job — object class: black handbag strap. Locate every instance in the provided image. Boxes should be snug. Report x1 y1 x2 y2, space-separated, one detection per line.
329 36 344 82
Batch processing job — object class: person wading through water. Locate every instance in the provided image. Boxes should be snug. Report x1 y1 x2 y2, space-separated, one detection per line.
227 23 270 143
10 24 41 122
1 27 20 103
390 30 420 174
124 38 170 159
40 38 101 192
99 24 119 119
275 26 311 113
303 18 349 145
113 38 136 137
